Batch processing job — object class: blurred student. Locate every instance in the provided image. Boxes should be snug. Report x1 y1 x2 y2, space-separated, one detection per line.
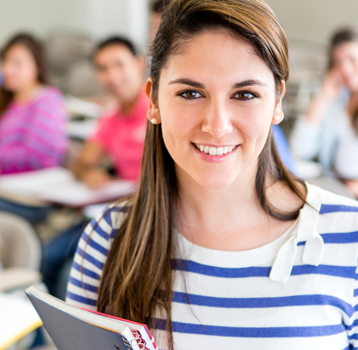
0 33 68 174
42 36 147 299
291 27 358 196
0 33 68 224
71 36 147 188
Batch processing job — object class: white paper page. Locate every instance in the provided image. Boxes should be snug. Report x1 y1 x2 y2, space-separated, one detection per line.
83 203 110 219
0 168 136 207
65 94 103 119
67 120 99 140
0 294 42 350
0 167 74 196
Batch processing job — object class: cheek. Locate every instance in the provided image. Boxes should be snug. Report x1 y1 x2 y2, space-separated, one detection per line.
3 64 18 78
19 62 38 82
99 72 113 86
353 61 358 77
160 103 195 150
28 65 38 81
235 103 274 140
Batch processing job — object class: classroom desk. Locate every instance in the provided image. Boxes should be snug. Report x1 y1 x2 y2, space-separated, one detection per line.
0 293 42 350
0 167 136 209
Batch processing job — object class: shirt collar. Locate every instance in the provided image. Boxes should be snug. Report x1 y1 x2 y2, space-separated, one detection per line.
270 182 323 283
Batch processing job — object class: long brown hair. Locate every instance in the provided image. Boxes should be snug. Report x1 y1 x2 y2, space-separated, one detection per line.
329 26 358 134
0 33 49 115
98 0 306 348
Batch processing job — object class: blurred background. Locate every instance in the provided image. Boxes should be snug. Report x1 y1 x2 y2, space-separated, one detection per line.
1 0 358 349
0 0 149 96
0 0 356 120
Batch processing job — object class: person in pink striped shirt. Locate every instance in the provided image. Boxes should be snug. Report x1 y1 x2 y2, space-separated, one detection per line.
0 33 68 175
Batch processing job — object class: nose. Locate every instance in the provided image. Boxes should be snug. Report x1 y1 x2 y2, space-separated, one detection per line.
107 67 123 83
201 98 233 139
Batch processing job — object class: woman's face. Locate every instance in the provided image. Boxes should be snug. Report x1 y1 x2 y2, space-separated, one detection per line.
1 44 38 92
147 30 284 190
332 42 358 92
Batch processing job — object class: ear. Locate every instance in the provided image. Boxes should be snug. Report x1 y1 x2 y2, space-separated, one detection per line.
272 80 286 125
145 78 161 124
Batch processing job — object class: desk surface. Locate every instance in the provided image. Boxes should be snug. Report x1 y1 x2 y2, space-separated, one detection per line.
0 293 42 350
0 168 136 208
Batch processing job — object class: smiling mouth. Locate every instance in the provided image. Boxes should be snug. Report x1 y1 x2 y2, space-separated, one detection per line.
193 143 238 156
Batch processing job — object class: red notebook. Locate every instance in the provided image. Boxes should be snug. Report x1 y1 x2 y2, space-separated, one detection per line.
81 308 157 350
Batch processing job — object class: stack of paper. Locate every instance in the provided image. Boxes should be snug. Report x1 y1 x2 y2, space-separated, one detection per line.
0 168 136 208
64 94 103 119
0 293 42 350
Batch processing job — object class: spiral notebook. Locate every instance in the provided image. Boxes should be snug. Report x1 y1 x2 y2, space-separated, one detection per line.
25 286 157 350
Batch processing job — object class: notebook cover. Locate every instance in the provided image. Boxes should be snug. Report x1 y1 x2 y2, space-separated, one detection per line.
26 293 133 350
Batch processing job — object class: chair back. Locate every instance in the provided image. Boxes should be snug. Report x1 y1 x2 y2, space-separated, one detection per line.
0 212 41 271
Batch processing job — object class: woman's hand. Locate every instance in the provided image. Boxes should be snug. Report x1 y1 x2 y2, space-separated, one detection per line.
321 69 343 101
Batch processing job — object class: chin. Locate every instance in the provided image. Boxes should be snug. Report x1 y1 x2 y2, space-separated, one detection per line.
2 83 16 91
193 172 238 190
345 79 358 92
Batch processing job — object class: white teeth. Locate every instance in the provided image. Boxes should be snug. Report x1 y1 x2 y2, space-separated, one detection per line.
209 147 216 156
194 143 237 156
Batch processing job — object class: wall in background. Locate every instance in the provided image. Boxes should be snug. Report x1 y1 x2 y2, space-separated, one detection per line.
0 0 149 48
266 0 358 47
1 0 357 50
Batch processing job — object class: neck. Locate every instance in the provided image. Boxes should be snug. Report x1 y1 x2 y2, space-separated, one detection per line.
14 83 40 103
174 163 268 242
118 81 143 114
173 159 304 251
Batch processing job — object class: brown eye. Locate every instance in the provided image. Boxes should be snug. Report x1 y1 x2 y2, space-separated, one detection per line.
235 91 256 100
179 90 202 99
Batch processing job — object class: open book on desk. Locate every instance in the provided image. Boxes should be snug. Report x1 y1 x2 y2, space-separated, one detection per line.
0 167 136 208
25 286 157 350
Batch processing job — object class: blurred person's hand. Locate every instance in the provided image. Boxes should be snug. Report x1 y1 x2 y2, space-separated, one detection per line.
82 169 111 190
305 69 343 124
90 94 115 107
71 142 112 190
344 179 358 199
321 69 343 101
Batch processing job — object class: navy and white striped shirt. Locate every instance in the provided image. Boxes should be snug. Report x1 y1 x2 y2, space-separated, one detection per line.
67 183 358 350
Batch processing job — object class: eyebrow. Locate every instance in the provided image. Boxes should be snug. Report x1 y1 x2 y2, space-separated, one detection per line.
168 78 268 89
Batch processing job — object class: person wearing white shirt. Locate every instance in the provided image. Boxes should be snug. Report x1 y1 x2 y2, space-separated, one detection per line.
291 27 358 197
67 1 358 349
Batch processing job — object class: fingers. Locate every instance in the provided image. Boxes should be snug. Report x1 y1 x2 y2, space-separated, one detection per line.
83 170 110 190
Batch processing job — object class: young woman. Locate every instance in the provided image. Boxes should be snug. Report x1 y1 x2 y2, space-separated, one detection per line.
67 1 358 349
0 33 68 174
291 27 358 196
